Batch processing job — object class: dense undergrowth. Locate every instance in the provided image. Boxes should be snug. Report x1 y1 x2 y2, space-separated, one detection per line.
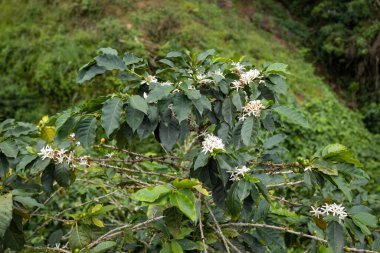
0 0 379 190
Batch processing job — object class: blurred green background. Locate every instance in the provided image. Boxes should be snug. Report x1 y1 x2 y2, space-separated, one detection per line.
0 0 379 187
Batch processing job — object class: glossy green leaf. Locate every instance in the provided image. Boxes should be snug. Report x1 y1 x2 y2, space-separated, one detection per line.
129 95 148 114
54 162 71 187
241 117 253 146
126 106 144 132
132 184 172 203
0 193 13 238
0 141 18 158
146 85 174 103
76 117 97 149
169 189 197 222
90 241 117 253
101 97 123 137
327 221 344 253
273 105 309 128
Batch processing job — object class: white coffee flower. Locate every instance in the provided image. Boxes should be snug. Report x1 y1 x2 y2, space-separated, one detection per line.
69 133 76 139
37 145 55 160
304 166 313 172
201 134 225 154
227 165 250 181
240 69 261 84
79 157 90 167
105 152 114 158
143 92 148 99
160 81 173 86
141 75 157 85
212 69 225 78
239 100 265 121
231 62 245 72
76 141 81 146
231 80 243 91
197 73 213 84
310 203 347 221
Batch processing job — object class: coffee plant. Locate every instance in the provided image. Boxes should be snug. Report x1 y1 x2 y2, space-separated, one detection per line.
0 48 378 252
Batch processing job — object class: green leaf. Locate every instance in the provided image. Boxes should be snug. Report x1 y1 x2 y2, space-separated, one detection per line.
173 178 200 189
13 196 44 209
167 51 183 58
232 92 242 111
0 154 9 177
241 117 253 146
321 144 362 167
90 241 117 253
3 216 25 251
268 75 287 94
15 155 37 172
171 240 184 253
197 49 215 62
123 52 142 65
159 120 179 151
95 53 126 70
226 182 243 220
273 105 309 128
54 163 71 187
194 152 210 170
327 221 344 253
265 63 288 74
173 93 192 123
146 85 174 103
126 106 144 132
184 89 201 100
31 158 51 174
129 95 148 114
101 97 123 137
263 134 286 149
0 141 18 158
75 117 97 149
330 177 352 202
77 61 106 84
222 97 235 126
132 184 173 203
169 189 197 222
70 225 93 250
352 212 378 228
0 193 13 238
256 227 286 249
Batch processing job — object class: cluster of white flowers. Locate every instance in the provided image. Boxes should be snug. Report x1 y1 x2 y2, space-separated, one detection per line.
239 100 265 121
201 134 225 154
37 145 75 166
227 165 250 181
310 203 348 221
240 69 261 85
196 73 213 84
231 62 245 73
141 75 158 85
230 67 263 91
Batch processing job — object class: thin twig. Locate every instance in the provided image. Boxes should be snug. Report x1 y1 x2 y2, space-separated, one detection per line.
267 180 304 188
221 222 327 243
205 202 239 253
93 161 177 179
27 190 118 239
86 216 165 249
24 245 70 253
271 195 303 206
198 194 208 253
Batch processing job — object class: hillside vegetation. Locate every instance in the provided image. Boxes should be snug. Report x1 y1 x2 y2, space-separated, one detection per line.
0 0 379 185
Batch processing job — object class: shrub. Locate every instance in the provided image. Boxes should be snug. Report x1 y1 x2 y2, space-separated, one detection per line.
0 49 378 252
